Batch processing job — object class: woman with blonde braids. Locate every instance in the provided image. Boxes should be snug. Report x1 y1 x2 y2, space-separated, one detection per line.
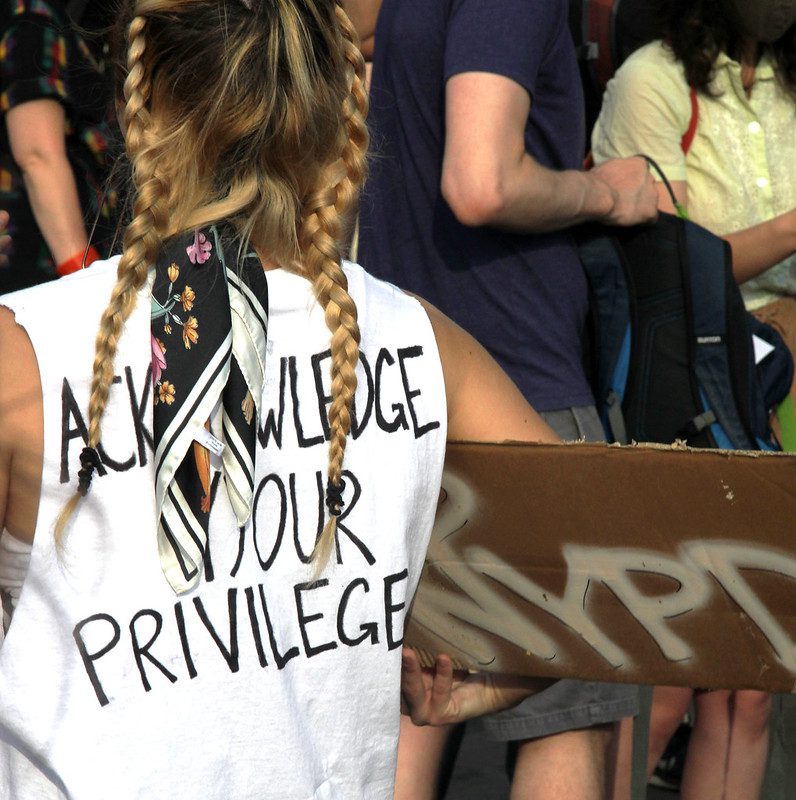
0 0 556 797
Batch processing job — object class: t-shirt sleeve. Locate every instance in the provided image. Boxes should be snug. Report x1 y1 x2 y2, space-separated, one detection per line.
591 43 693 182
444 0 558 98
0 14 71 113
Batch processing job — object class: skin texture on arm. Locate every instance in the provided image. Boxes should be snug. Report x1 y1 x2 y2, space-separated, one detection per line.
656 181 796 285
0 306 43 545
398 298 557 727
5 98 90 266
421 297 558 444
441 72 658 232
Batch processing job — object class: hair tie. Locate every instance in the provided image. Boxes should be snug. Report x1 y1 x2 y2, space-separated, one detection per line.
77 447 101 497
325 478 346 516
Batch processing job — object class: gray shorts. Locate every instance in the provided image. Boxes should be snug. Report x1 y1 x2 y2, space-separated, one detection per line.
477 405 639 741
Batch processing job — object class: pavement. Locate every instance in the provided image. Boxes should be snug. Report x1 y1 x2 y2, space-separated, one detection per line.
438 693 796 800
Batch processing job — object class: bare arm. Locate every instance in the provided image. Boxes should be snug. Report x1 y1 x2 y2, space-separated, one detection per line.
656 181 796 285
419 298 558 444
399 300 556 724
6 98 89 266
441 72 658 232
0 306 43 545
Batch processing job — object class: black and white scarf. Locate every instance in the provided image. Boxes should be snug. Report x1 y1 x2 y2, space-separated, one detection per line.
149 226 268 594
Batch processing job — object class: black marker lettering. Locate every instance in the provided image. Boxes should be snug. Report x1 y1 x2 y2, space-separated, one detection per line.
374 349 408 433
291 471 324 564
334 471 375 566
193 590 240 673
126 365 154 466
61 379 107 483
289 356 325 448
73 613 120 707
337 578 379 646
294 580 338 658
351 352 375 439
129 609 178 691
252 474 287 571
230 525 247 578
258 584 300 669
384 569 409 650
258 357 287 449
397 346 441 438
311 349 332 440
174 601 198 679
202 473 221 583
244 586 268 668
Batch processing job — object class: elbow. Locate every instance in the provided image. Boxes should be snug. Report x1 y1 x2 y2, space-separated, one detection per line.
441 168 510 227
13 145 62 176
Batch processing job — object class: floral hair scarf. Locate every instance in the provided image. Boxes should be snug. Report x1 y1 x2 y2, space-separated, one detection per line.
150 226 268 594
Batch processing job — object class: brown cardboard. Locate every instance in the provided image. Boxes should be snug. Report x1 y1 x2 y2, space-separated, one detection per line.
406 441 796 692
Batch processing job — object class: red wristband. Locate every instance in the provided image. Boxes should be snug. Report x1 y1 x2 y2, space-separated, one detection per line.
56 245 101 277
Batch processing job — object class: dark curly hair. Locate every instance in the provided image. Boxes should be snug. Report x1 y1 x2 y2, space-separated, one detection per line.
655 0 796 100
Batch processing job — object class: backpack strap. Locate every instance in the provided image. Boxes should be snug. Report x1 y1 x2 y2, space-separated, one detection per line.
680 86 699 155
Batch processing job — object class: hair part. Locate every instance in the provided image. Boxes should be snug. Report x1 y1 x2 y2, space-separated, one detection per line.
57 0 369 570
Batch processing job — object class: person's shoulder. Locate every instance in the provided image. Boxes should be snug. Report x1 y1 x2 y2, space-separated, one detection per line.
343 259 422 312
617 40 685 84
604 39 689 111
0 301 39 436
0 256 121 312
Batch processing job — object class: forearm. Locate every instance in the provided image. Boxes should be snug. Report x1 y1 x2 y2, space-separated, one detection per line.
450 153 615 234
441 73 655 233
725 209 796 284
20 153 88 265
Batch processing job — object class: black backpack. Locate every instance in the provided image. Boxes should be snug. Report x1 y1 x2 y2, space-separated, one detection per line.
578 166 793 450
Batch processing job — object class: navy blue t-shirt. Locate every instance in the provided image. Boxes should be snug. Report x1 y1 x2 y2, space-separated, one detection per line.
358 0 593 411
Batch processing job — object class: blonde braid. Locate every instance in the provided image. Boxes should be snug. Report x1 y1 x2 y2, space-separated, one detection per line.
305 7 370 568
333 3 369 219
55 15 166 541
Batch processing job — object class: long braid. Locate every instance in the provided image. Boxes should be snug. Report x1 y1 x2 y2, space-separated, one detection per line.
305 3 370 568
55 15 165 541
333 3 369 218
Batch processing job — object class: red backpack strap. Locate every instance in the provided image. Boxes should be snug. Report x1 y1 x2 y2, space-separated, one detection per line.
680 86 699 154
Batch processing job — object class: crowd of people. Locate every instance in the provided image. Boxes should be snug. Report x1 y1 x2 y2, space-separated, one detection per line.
0 0 794 798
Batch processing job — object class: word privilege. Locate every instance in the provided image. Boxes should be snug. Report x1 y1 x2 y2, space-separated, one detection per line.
73 571 409 707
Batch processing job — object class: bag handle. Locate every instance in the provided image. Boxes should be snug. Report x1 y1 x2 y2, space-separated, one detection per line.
642 155 689 221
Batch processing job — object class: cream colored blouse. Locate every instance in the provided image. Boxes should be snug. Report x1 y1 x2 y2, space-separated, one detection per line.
592 41 796 309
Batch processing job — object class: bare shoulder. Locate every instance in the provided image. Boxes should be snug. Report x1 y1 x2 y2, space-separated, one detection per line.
413 296 558 445
0 304 40 400
0 304 44 543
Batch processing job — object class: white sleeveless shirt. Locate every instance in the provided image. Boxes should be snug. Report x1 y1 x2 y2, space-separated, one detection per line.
0 259 446 799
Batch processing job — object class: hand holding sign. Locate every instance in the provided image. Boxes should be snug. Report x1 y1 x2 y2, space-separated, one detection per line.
399 646 550 726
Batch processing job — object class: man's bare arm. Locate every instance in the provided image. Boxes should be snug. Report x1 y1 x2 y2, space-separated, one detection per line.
441 72 659 232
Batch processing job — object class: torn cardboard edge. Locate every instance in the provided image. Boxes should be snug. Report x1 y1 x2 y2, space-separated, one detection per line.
406 440 796 692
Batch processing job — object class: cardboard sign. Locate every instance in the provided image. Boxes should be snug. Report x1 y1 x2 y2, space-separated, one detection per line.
406 442 796 692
